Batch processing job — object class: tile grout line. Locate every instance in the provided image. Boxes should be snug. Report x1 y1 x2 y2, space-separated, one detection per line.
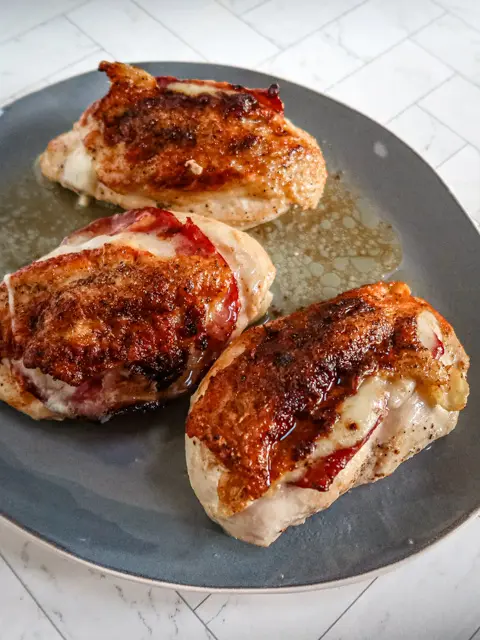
1 47 105 108
254 51 280 69
241 0 370 58
434 141 469 170
317 578 377 640
236 0 271 16
257 14 471 146
467 622 480 640
214 0 281 50
429 0 480 36
0 550 68 640
324 9 448 95
63 13 114 58
381 77 471 148
416 103 470 148
411 7 480 154
44 46 108 79
0 0 91 47
194 593 212 611
411 35 480 93
241 0 370 54
130 0 207 62
418 72 480 154
177 592 219 639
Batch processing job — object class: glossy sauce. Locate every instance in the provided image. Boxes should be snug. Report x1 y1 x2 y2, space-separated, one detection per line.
250 173 402 315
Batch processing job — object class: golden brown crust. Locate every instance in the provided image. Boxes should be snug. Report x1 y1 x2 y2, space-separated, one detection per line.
2 245 235 386
81 62 326 206
186 282 469 513
0 209 240 418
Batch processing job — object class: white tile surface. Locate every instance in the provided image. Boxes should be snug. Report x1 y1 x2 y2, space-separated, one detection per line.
322 0 443 62
179 590 211 609
47 51 115 84
3 52 115 108
328 40 452 123
321 517 480 640
421 75 480 149
259 30 364 92
196 580 373 640
414 13 480 87
217 0 267 14
0 522 214 640
437 145 480 217
68 0 202 63
136 0 278 66
0 555 62 640
434 0 480 32
388 104 465 167
243 0 365 47
0 16 97 104
0 0 85 44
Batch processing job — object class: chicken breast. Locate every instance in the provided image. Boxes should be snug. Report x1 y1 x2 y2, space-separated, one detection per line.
186 282 469 546
39 61 327 229
0 207 274 421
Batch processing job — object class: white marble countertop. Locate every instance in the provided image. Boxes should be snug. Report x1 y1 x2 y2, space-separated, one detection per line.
1 1 479 638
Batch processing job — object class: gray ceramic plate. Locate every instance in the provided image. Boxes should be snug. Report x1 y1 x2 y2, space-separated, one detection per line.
0 63 478 592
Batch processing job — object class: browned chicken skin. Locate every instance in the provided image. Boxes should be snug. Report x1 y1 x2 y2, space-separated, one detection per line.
39 62 327 228
186 283 469 545
0 208 274 421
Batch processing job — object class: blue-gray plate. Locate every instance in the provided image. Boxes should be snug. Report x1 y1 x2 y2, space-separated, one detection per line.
0 63 478 591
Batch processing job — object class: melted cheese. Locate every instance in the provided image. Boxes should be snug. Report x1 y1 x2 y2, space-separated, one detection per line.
166 82 235 97
417 309 453 366
12 360 77 417
284 376 390 483
62 141 97 193
40 127 157 211
187 377 459 546
38 231 177 262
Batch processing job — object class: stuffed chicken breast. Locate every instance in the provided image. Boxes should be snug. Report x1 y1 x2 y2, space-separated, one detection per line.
39 61 327 229
0 207 274 421
186 282 469 546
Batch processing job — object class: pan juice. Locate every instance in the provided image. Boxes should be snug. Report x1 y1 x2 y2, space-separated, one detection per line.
250 173 402 315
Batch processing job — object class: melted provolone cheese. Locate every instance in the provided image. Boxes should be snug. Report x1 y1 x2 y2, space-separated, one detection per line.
62 142 97 193
166 82 235 97
12 360 77 416
39 231 177 262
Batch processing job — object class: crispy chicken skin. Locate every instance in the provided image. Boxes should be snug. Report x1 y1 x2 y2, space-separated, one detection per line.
39 62 327 229
186 282 469 546
0 208 274 421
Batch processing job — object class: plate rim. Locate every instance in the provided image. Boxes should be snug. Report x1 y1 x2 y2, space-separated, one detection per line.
1 61 479 592
2 509 479 593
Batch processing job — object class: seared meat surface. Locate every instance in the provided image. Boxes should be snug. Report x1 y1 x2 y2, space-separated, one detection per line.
0 208 274 420
186 282 469 546
40 62 327 229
